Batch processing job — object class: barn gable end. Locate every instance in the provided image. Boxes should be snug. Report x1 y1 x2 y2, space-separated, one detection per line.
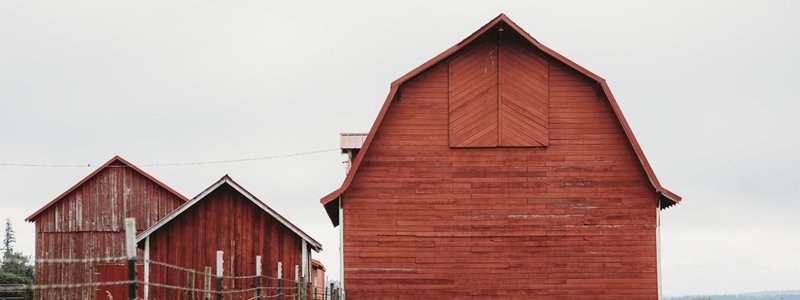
25 155 187 300
26 155 187 224
322 14 681 226
321 14 683 298
136 175 322 299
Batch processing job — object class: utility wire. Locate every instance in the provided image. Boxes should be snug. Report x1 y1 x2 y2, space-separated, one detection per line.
0 162 91 168
0 148 339 168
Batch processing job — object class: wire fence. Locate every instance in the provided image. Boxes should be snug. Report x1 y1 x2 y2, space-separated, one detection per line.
1 218 342 300
139 257 340 300
1 257 341 300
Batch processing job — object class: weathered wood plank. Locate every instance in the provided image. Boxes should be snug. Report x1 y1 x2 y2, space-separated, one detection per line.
30 159 185 300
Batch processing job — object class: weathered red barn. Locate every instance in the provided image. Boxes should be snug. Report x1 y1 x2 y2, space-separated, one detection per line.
136 175 322 299
321 14 682 299
25 155 187 299
311 259 326 299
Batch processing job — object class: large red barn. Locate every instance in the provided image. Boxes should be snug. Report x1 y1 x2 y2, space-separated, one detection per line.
136 175 322 299
321 14 681 299
25 155 187 299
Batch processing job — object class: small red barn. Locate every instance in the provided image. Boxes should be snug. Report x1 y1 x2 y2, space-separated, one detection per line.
25 155 187 300
311 259 326 299
136 175 322 299
321 14 681 298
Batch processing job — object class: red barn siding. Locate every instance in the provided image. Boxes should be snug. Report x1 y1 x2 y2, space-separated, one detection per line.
448 34 498 148
29 158 185 300
339 25 661 298
144 181 314 300
447 32 550 149
499 33 549 147
311 260 326 300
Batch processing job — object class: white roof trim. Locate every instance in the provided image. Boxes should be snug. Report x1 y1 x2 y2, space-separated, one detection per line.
136 176 322 251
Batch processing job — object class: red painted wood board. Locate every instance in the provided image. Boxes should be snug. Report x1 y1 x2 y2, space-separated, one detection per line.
143 181 314 300
29 157 185 300
340 61 660 297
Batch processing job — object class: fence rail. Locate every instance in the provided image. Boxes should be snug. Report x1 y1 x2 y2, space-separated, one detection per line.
2 218 342 300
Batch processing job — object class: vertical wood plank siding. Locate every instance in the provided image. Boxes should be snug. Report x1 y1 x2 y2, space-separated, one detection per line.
342 36 658 298
146 184 304 300
33 161 184 300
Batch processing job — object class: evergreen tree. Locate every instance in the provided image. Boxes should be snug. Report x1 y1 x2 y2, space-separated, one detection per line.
2 218 15 256
0 218 33 286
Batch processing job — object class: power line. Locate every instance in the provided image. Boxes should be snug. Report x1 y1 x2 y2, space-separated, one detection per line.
0 162 91 168
138 148 339 167
0 148 340 168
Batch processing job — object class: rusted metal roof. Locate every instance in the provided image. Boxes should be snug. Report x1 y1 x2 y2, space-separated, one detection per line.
321 14 681 224
25 155 188 222
137 175 322 251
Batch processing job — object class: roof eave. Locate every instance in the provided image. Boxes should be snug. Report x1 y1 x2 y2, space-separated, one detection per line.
658 187 682 209
322 196 340 227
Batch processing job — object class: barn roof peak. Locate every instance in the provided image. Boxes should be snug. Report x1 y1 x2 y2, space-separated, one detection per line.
455 14 536 46
25 155 188 222
321 13 681 226
136 175 323 251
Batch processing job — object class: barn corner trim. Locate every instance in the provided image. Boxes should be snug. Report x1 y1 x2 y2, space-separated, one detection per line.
321 13 681 226
137 175 323 252
25 155 189 222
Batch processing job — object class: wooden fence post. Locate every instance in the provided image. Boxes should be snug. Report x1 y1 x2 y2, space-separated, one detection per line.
216 251 223 300
294 265 299 300
255 256 262 299
187 270 196 299
143 236 150 300
204 266 212 300
277 262 283 300
124 218 137 300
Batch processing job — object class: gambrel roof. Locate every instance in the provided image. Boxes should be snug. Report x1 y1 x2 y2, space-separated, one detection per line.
321 14 681 225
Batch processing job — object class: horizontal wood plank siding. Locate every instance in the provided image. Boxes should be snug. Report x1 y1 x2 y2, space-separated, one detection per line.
342 54 658 298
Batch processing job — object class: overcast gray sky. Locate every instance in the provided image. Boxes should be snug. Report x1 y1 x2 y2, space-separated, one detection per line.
1 0 798 297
